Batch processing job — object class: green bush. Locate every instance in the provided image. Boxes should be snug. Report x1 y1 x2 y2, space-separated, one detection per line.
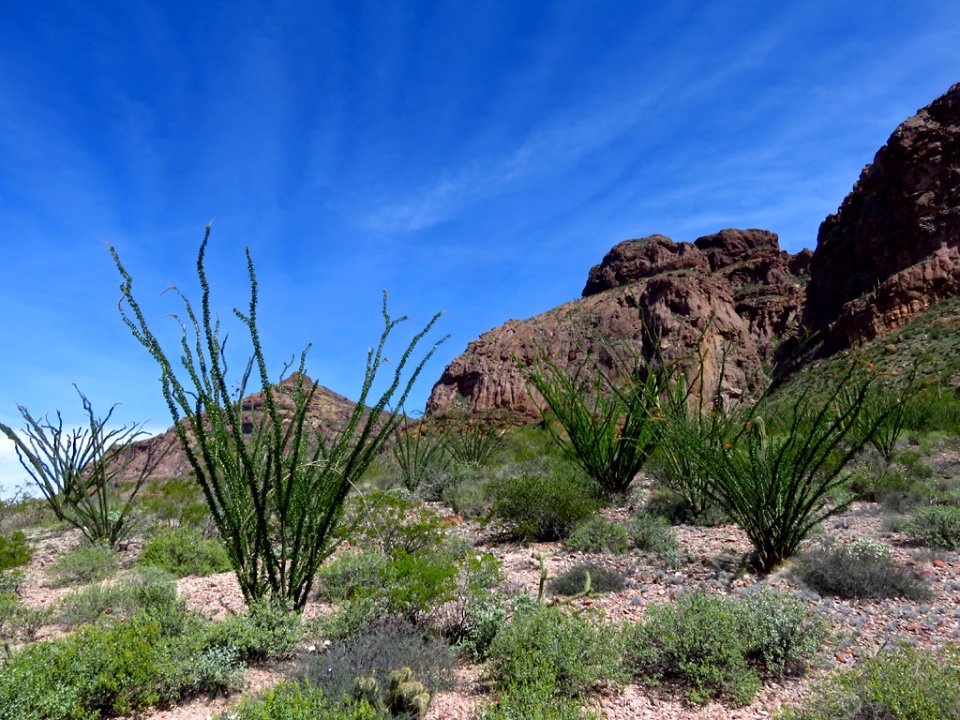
627 512 681 569
549 561 626 596
48 542 118 587
138 525 232 578
480 679 597 719
778 645 960 720
795 538 931 600
487 601 622 698
140 477 212 529
0 608 245 720
624 590 826 706
488 468 598 541
56 568 181 628
0 531 32 570
202 599 303 664
564 518 630 554
224 680 384 720
904 504 960 549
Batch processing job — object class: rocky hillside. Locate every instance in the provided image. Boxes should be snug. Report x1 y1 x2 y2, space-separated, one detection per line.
429 81 960 419
427 229 809 420
803 81 960 354
125 374 359 480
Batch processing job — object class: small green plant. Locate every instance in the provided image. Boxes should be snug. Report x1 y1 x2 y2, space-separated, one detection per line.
48 541 118 587
480 679 597 719
487 467 598 541
225 681 384 720
437 404 506 467
627 511 681 568
140 476 212 529
522 341 669 497
202 598 303 664
138 525 232 578
794 538 931 600
0 531 32 571
113 228 445 610
777 645 960 720
904 504 960 549
624 589 826 706
549 561 626 596
0 388 164 548
56 567 182 629
564 518 630 554
487 601 622 698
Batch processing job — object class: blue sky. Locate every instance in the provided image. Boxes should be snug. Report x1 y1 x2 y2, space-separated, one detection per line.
2 1 959 495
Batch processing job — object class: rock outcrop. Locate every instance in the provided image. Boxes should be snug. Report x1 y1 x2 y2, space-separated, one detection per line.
803 82 960 351
428 230 809 420
123 374 360 480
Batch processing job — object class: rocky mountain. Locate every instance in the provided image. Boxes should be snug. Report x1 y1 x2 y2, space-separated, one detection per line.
803 82 960 354
124 374 360 480
427 229 809 420
428 81 960 419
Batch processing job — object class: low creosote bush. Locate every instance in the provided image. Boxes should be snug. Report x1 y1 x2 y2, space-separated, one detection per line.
487 468 599 541
138 525 232 578
48 541 118 587
564 518 630 554
0 531 32 571
904 504 960 550
794 538 932 600
549 561 626 596
479 679 598 720
777 645 960 720
627 512 681 569
56 567 182 629
624 589 827 706
202 598 303 664
487 600 622 699
222 680 384 720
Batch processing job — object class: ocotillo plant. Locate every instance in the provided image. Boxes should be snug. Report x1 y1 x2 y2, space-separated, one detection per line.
0 387 161 548
111 227 445 610
523 339 669 497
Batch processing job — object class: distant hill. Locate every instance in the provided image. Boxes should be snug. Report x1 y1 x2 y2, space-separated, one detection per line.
427 82 960 420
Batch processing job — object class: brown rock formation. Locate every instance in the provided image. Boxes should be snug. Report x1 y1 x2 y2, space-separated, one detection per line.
803 82 960 351
428 230 809 420
123 374 360 480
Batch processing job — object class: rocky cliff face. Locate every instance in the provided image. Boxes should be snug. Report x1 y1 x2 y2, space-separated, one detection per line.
123 374 360 480
427 230 809 420
803 82 960 352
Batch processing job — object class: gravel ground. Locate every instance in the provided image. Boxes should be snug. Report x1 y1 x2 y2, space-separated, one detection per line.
12 494 960 720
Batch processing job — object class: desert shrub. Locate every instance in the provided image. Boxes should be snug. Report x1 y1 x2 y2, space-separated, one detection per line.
140 476 211 529
549 561 626 596
436 406 506 468
225 681 384 720
391 413 448 493
342 490 449 556
0 531 32 570
0 570 24 594
684 363 901 572
487 601 622 698
0 388 163 548
202 598 303 664
138 525 232 577
57 567 183 629
624 590 826 706
114 230 444 610
299 618 455 707
904 504 960 549
0 609 246 720
0 593 51 651
564 518 630 554
795 538 931 600
627 512 681 569
48 542 118 587
523 344 669 498
778 645 960 720
440 553 506 660
480 679 597 720
487 469 598 541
